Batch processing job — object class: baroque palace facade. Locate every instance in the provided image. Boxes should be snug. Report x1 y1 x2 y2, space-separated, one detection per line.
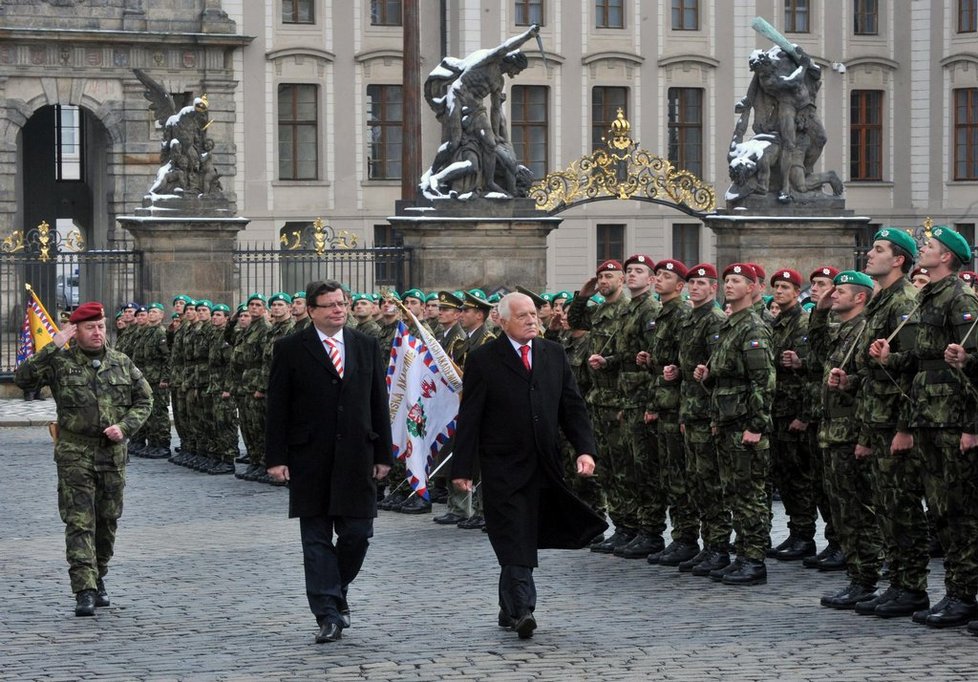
1 0 977 290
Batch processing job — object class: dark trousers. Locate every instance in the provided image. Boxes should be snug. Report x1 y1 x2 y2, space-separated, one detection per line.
498 565 536 619
299 515 373 625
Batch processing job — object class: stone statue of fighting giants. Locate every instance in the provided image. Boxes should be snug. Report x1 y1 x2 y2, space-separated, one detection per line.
726 17 843 206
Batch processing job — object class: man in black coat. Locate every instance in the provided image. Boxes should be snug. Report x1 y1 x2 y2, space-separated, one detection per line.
266 280 393 644
451 292 606 639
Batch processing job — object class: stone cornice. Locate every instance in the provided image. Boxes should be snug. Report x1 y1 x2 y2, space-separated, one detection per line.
582 51 644 66
941 52 978 69
657 54 719 69
0 27 253 47
266 47 335 63
354 49 402 63
847 55 900 70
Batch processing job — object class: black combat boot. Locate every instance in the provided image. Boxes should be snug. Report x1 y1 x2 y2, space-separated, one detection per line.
615 532 663 559
678 548 710 572
770 535 817 561
925 595 977 628
95 579 110 607
657 541 700 567
721 558 767 585
75 590 97 617
820 582 877 609
873 588 929 618
590 529 635 554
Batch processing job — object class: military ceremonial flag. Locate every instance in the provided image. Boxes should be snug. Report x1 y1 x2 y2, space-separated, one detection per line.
386 315 462 501
16 284 59 366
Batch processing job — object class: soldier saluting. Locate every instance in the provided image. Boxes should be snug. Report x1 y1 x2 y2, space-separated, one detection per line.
15 302 152 617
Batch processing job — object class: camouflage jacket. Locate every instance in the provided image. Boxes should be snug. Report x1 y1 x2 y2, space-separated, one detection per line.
607 290 660 410
130 324 169 387
114 324 137 358
565 331 592 399
357 318 382 338
770 303 811 421
378 319 399 363
14 342 152 442
292 317 311 333
261 318 296 389
752 299 776 326
184 321 212 389
643 296 690 415
233 317 269 394
852 278 917 440
168 322 189 390
567 292 631 407
812 311 865 446
805 309 839 423
678 301 725 425
704 306 775 433
892 275 978 431
206 323 233 394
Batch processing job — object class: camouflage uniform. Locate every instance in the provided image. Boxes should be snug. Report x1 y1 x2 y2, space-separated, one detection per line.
561 330 604 512
706 307 775 561
679 301 730 552
234 316 270 467
752 299 776 326
852 278 923 592
292 316 311 333
208 323 239 464
769 303 818 544
114 324 137 358
805 308 838 554
898 275 978 601
568 293 631 532
168 321 191 454
14 341 152 594
810 307 881 587
130 322 171 452
357 318 382 338
184 320 212 458
377 319 399 363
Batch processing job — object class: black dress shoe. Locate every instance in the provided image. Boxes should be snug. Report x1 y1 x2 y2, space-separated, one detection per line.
615 532 663 559
874 588 929 618
722 558 767 585
913 594 951 624
315 622 343 643
457 515 485 529
498 609 515 628
771 537 817 561
968 618 978 635
433 512 465 525
820 582 877 609
678 548 709 572
854 585 899 615
692 549 731 577
803 542 838 568
590 530 635 554
815 546 847 571
75 589 97 617
398 496 432 514
925 595 978 628
710 557 743 582
338 598 351 629
514 613 537 639
658 541 700 567
95 579 110 608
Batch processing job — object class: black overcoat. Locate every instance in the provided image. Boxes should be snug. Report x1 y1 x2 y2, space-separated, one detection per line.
451 334 607 566
265 324 393 519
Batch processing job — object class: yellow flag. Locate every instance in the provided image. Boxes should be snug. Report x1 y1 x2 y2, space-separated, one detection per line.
26 287 59 351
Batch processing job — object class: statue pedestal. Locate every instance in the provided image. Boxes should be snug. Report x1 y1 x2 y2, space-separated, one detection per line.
703 209 872 281
389 198 561 292
117 215 249 305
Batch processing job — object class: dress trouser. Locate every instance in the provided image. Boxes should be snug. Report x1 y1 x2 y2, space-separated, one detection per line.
499 565 536 619
299 516 373 625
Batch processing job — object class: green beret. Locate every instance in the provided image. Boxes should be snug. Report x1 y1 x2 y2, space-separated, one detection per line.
236 303 247 314
541 293 555 303
554 290 572 302
115 311 123 319
195 299 213 310
292 291 306 300
171 312 180 319
185 299 197 307
402 288 426 303
515 285 547 309
487 293 502 304
802 302 816 313
172 294 192 305
268 292 293 305
351 293 368 303
589 294 605 305
873 227 918 258
834 270 874 290
148 302 165 311
370 293 381 302
930 225 973 264
463 290 492 311
247 292 267 304
426 292 439 303
384 290 402 302
212 303 231 314
437 290 465 309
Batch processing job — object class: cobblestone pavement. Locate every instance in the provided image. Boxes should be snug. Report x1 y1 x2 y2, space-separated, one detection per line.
1 424 976 681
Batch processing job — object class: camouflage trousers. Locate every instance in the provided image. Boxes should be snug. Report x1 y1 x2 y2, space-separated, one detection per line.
656 413 697 543
822 443 882 586
620 407 665 536
716 424 772 561
561 434 605 515
808 426 836 545
589 404 633 531
144 383 171 448
238 393 267 466
866 428 931 592
770 416 817 540
918 428 978 598
683 421 731 549
448 478 482 517
186 386 211 455
55 439 126 594
211 392 240 463
171 385 191 452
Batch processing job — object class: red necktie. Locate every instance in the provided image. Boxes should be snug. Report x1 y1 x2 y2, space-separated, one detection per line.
324 337 344 378
520 344 531 372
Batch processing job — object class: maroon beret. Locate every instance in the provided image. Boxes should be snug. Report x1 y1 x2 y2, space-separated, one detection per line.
654 259 689 279
960 271 977 283
910 266 930 279
747 262 765 282
596 259 623 274
810 266 840 282
686 263 718 281
771 268 802 288
623 254 655 270
722 263 756 280
69 302 105 324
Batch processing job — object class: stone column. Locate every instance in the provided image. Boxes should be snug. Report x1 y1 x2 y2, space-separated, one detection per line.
118 216 249 305
388 198 561 292
703 209 872 278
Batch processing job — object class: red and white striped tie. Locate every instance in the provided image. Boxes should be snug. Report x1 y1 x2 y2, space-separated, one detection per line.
324 337 344 378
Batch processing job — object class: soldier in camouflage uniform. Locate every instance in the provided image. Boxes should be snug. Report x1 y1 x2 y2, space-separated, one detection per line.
183 300 215 470
169 302 197 465
234 293 271 481
695 263 774 586
352 294 382 337
675 264 731 576
376 293 402 362
836 229 926 619
204 304 237 475
14 302 152 616
766 268 818 561
253 293 296 483
130 302 171 459
291 291 311 332
748 264 776 327
113 302 139 357
885 227 978 627
425 292 444 338
228 304 251 465
124 308 149 454
640 258 699 566
567 260 633 554
813 271 882 609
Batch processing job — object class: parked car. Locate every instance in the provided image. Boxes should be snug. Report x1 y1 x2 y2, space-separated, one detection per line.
56 271 79 311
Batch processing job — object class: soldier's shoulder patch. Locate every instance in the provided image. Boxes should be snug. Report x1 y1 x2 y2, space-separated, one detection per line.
645 319 657 331
963 312 974 322
743 338 768 350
